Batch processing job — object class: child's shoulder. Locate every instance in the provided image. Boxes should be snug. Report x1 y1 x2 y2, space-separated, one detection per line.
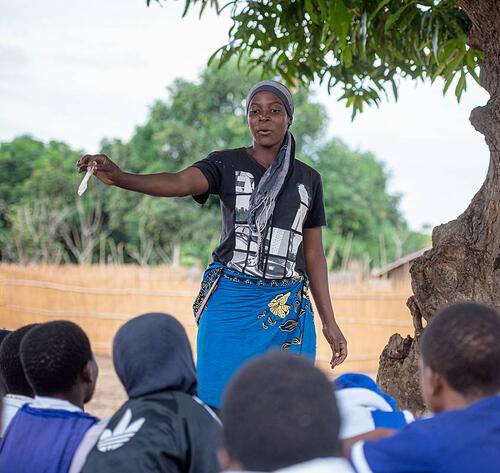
412 397 500 437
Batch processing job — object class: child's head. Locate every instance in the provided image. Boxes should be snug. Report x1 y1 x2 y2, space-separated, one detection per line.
20 321 97 407
420 302 500 413
220 351 341 472
0 329 10 346
112 312 197 398
0 324 38 397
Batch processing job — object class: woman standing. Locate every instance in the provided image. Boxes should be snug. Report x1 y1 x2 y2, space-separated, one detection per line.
77 81 347 408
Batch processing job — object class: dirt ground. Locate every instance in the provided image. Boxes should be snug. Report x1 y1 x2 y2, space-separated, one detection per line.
87 356 127 419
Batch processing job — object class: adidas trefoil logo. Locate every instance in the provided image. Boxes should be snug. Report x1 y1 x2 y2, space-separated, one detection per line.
97 408 145 452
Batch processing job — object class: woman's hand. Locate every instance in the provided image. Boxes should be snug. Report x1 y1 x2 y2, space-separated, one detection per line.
77 154 123 186
322 322 348 368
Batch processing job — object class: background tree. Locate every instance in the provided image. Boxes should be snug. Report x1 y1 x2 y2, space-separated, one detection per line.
160 0 499 411
314 139 413 269
0 62 427 268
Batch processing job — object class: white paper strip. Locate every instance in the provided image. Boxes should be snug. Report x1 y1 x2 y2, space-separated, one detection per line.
78 168 94 196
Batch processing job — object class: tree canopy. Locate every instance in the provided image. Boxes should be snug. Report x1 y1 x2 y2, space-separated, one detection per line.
1 62 429 267
148 0 482 117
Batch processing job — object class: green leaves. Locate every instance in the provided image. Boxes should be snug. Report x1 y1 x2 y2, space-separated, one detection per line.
370 0 392 21
330 0 352 48
385 2 414 31
147 0 222 17
342 46 353 68
455 71 466 99
161 0 482 117
304 0 318 22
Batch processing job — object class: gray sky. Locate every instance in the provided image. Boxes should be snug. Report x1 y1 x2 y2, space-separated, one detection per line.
0 0 490 230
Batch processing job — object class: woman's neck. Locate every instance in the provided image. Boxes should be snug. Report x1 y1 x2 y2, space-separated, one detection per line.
248 141 281 168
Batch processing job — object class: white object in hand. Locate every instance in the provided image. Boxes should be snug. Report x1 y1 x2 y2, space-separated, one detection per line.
78 165 96 196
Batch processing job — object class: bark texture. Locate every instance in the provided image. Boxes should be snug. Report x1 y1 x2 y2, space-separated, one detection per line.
377 0 500 413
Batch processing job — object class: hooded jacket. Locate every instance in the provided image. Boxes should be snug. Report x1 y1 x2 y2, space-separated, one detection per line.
81 313 220 473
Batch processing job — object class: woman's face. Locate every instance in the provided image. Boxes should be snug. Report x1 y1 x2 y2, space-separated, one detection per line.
247 91 291 148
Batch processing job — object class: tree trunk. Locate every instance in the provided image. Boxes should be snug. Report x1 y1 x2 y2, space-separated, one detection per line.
377 0 500 413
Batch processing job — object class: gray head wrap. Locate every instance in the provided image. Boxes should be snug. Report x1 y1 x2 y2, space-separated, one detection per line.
245 80 295 272
246 80 294 119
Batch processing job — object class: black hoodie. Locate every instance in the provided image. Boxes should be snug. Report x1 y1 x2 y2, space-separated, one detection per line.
82 313 220 473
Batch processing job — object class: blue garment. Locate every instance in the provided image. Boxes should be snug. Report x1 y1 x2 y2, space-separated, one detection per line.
0 404 98 473
335 373 398 410
350 395 500 473
196 262 316 408
334 373 414 439
370 410 408 430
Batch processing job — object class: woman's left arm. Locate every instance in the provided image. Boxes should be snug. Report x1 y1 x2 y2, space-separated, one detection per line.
303 226 347 368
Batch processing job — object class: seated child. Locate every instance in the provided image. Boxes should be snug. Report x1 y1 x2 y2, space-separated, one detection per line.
0 320 99 473
219 351 354 473
82 312 220 473
334 372 414 439
0 325 36 435
349 302 500 473
0 328 9 433
0 329 10 345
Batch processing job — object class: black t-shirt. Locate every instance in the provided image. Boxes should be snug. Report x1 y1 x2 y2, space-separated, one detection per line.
192 148 326 279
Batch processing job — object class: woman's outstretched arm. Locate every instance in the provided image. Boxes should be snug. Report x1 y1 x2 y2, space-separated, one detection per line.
303 226 348 368
76 154 209 198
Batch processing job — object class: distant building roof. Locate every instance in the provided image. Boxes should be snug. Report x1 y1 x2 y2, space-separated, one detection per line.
371 247 431 278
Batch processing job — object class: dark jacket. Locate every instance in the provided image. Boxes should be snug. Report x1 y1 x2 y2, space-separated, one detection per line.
82 313 220 473
82 391 220 473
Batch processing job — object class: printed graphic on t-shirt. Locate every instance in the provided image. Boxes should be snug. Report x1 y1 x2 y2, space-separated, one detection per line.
191 149 327 278
228 171 310 278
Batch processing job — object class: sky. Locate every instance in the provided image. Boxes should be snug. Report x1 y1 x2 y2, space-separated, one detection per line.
0 0 491 230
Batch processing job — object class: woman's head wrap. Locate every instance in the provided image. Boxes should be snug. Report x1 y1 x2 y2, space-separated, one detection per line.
245 80 296 273
246 80 294 119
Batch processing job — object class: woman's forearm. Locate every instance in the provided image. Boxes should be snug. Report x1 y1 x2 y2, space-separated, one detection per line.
115 167 208 198
115 172 182 197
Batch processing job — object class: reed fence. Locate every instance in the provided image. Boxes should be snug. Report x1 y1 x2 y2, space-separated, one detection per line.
0 264 413 375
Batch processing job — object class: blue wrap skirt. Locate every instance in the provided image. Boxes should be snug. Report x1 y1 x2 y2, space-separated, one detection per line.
194 262 316 408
